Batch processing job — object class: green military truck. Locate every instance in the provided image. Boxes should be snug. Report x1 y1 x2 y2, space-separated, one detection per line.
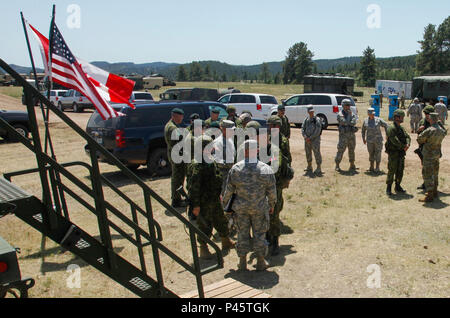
412 75 450 103
303 75 355 96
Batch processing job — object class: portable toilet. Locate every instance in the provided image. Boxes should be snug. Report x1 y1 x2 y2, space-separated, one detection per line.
371 94 381 117
388 95 399 120
437 96 448 106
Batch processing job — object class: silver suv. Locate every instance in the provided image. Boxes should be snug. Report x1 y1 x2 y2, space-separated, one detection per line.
57 89 93 113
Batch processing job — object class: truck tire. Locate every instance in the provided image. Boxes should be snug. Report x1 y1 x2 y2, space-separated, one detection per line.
58 102 64 112
146 148 171 177
317 114 328 130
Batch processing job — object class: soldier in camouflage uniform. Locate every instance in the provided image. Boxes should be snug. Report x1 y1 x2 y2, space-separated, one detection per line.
239 112 252 129
226 105 243 128
212 120 236 195
186 119 205 160
335 99 358 172
416 105 436 189
361 108 389 173
186 136 235 259
417 113 447 202
434 98 448 125
266 115 291 256
277 105 291 139
223 140 277 271
407 98 423 133
164 108 187 207
302 106 322 175
385 109 411 195
205 107 221 128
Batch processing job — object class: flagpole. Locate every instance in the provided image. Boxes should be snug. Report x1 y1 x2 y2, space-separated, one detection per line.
20 12 40 89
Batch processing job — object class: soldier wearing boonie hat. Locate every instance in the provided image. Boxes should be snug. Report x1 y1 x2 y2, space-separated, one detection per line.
417 112 447 202
361 107 388 173
165 107 187 207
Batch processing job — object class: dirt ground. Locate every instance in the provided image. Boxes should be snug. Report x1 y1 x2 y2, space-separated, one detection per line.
0 90 449 298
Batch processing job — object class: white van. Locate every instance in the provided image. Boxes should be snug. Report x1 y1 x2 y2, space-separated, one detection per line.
218 93 279 120
269 93 358 129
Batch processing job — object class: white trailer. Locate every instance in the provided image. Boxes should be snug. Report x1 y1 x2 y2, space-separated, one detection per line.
376 80 412 99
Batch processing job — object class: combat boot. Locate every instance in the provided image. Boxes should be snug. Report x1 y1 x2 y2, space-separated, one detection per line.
314 165 322 175
221 237 236 251
375 162 381 173
271 236 280 256
433 186 438 198
199 244 213 260
386 184 393 196
369 161 375 172
255 256 269 271
349 162 357 171
395 183 406 193
419 192 434 203
304 163 313 173
335 163 341 172
238 255 247 271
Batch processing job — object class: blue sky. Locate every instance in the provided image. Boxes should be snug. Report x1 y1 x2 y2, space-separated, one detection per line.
0 0 449 68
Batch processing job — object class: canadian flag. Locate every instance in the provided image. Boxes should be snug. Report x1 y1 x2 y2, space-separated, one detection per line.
26 21 135 108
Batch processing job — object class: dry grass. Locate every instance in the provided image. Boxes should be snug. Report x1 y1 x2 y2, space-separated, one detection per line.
0 84 449 298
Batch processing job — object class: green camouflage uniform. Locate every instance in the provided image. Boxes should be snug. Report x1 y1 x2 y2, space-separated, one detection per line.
417 122 447 193
279 115 291 139
302 116 322 167
385 122 411 185
361 117 388 165
407 102 423 132
335 110 358 166
223 160 277 258
205 117 220 129
186 160 229 245
164 119 186 203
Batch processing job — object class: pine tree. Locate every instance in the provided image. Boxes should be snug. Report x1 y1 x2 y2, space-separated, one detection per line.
176 65 187 81
416 24 438 75
435 16 450 73
260 63 271 84
359 46 377 87
282 42 314 84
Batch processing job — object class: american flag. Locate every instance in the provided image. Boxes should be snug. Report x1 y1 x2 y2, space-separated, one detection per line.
50 22 120 120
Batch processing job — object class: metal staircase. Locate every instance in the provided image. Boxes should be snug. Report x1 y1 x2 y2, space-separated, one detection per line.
0 58 223 298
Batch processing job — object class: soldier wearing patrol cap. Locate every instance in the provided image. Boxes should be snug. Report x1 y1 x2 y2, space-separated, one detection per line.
205 107 221 128
417 112 447 202
335 99 358 172
302 105 322 175
277 105 291 139
188 113 200 132
407 98 423 133
385 109 411 196
164 108 187 207
361 107 388 173
212 120 237 194
222 139 277 271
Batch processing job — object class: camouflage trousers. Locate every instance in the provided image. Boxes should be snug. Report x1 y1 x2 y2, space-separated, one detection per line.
335 132 356 165
422 157 440 192
386 152 405 185
305 138 322 165
235 209 270 258
367 141 383 164
170 160 186 202
269 186 283 238
196 200 230 246
410 115 421 132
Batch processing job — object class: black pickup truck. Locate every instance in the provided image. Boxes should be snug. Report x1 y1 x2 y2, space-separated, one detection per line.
0 110 30 142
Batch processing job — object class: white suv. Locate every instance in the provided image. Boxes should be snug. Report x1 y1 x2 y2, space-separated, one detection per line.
218 93 278 120
57 89 94 113
46 89 68 106
269 93 358 129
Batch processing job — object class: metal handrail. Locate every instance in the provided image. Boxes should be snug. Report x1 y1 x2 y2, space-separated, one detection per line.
0 58 224 298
